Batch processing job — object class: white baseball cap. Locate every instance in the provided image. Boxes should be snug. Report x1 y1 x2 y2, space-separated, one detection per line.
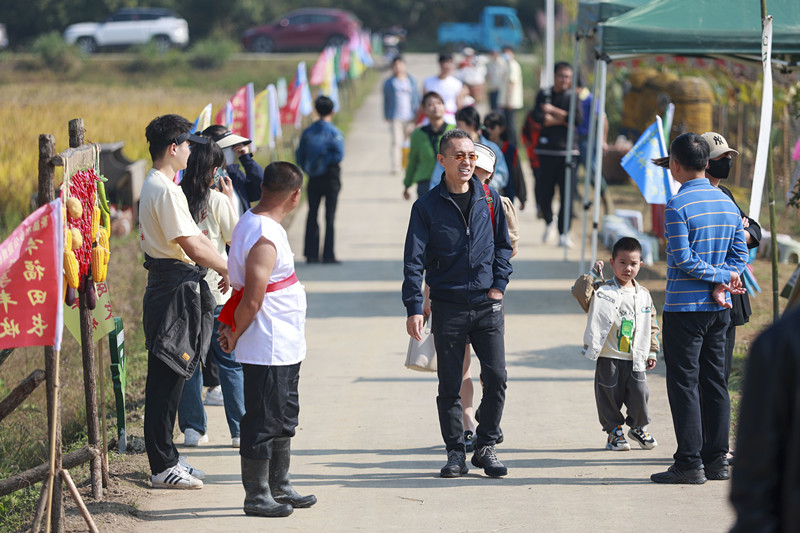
701 132 739 159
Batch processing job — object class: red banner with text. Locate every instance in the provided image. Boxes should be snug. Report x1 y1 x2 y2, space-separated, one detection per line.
0 199 64 350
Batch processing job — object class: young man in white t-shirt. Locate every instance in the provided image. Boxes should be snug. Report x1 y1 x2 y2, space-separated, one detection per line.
218 162 316 517
423 53 463 125
140 114 230 490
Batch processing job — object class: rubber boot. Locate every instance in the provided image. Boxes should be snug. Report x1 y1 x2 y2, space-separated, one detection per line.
240 456 293 517
269 438 317 508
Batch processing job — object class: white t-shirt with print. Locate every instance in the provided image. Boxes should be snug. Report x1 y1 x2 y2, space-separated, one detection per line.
423 75 463 124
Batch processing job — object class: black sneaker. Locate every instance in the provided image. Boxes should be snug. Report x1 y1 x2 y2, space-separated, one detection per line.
704 456 730 480
464 431 475 453
440 450 468 478
650 464 707 484
471 445 508 477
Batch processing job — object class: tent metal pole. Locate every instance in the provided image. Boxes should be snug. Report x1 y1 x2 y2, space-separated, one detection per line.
591 59 608 266
563 35 581 262
580 59 602 273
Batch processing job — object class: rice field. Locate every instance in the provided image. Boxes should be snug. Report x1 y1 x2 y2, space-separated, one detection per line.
0 83 232 227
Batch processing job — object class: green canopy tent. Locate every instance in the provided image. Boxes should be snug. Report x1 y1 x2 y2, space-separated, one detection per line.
577 0 650 37
597 0 800 66
587 0 800 317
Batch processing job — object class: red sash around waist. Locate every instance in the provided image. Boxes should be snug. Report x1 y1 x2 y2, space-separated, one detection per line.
217 271 298 332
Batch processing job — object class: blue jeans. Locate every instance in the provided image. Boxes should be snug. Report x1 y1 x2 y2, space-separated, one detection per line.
178 305 245 438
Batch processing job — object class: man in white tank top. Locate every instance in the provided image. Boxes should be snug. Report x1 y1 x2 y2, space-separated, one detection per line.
218 162 316 517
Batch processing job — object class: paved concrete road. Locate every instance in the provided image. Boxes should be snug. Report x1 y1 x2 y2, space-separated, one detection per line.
138 54 736 532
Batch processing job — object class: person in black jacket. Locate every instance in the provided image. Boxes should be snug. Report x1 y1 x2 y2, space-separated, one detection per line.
730 304 800 532
530 61 582 247
701 132 761 384
203 125 264 216
402 129 513 479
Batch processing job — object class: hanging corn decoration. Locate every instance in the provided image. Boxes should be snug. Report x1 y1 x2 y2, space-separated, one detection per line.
91 205 100 242
64 249 80 289
91 246 107 282
97 227 111 265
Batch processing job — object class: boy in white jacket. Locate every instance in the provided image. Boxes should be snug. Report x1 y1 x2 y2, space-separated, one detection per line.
572 237 660 451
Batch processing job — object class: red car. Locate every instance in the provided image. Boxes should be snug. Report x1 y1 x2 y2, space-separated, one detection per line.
242 8 361 53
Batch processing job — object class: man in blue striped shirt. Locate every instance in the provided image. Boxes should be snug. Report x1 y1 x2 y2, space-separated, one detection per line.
650 133 748 485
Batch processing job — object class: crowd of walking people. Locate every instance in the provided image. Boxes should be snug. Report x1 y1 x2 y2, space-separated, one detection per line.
132 49 790 530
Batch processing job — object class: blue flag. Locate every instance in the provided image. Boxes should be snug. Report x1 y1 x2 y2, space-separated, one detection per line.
621 119 670 204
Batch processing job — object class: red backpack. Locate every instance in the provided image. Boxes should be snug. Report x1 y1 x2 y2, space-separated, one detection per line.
521 110 542 170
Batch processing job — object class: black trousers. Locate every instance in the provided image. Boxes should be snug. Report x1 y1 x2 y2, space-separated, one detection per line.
431 298 507 452
202 355 220 388
239 362 301 460
144 351 185 474
304 165 341 261
534 154 572 234
662 310 731 470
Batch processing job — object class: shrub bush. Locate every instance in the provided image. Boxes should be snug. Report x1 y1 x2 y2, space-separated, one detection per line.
30 32 83 73
124 42 185 74
188 36 239 70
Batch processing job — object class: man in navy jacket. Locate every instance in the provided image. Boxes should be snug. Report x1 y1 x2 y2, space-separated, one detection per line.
402 129 513 479
296 96 345 263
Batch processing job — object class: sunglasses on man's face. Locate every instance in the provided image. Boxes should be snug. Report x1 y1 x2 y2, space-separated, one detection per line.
443 153 478 162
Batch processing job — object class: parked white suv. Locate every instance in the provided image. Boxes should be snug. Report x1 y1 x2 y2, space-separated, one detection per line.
64 8 189 54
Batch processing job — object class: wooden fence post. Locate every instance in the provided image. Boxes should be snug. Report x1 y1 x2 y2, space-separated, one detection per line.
68 118 103 501
38 133 64 533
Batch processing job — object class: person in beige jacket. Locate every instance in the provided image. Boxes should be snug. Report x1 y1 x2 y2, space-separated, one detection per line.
497 46 524 142
572 237 660 452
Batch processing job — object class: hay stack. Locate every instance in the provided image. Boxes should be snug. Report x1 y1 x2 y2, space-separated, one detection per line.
667 77 714 138
621 68 659 135
640 71 679 129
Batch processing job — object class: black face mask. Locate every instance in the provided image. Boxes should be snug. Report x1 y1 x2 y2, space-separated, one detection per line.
707 157 733 179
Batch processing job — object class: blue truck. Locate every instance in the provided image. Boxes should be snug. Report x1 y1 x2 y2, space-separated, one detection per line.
437 6 523 51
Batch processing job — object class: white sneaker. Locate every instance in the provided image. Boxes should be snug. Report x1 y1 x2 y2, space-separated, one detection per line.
542 222 554 243
183 428 208 447
151 464 203 489
178 456 206 479
204 386 224 406
231 437 240 448
559 234 574 248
